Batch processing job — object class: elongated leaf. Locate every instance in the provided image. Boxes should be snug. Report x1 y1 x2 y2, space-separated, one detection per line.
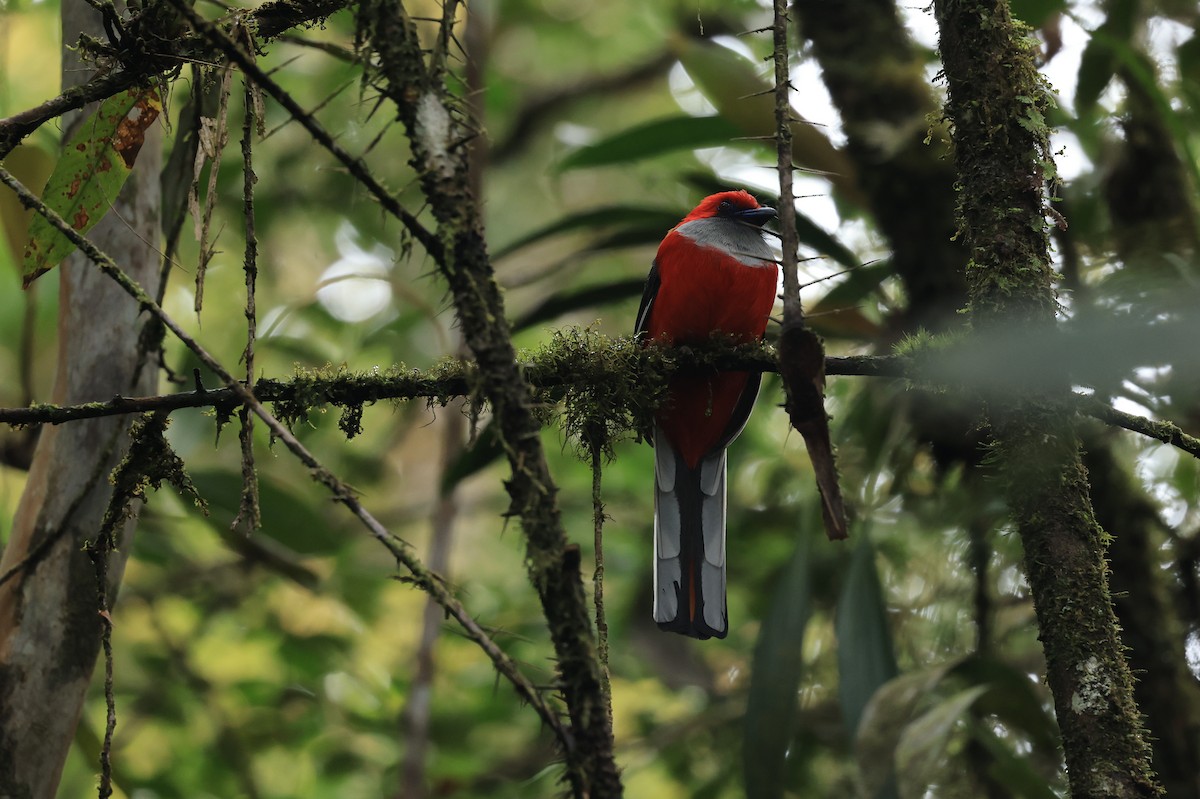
494 205 682 259
856 667 951 799
806 261 890 340
22 87 161 287
1180 33 1200 86
838 537 900 799
675 38 862 204
837 537 899 737
189 469 342 556
895 685 990 797
817 261 891 308
513 277 646 332
0 144 54 266
1074 0 1136 113
558 115 740 171
1099 33 1200 194
1009 0 1066 26
744 534 813 799
970 722 1060 799
793 211 859 270
950 656 1059 752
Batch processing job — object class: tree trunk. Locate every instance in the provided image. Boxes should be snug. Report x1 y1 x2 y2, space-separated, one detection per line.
0 2 163 795
934 1 1162 796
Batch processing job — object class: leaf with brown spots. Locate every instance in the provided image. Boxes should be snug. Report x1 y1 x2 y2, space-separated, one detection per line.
21 87 161 288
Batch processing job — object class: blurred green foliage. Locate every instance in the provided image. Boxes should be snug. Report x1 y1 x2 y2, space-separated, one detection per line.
1 0 1198 796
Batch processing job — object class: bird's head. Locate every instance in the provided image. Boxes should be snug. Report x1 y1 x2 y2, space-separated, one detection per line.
680 190 776 227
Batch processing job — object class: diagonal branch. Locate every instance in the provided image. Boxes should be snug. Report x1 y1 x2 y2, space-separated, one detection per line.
170 0 444 264
358 2 621 795
0 162 570 752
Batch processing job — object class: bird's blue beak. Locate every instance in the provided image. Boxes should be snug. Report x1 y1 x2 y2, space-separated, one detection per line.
734 206 777 226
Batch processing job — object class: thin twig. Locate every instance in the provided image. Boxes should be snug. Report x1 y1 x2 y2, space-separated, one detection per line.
234 69 261 533
193 64 234 314
590 436 611 720
168 0 444 264
429 0 463 81
772 1 801 324
0 163 569 751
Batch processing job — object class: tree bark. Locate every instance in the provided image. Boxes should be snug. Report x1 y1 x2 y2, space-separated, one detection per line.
934 1 1162 797
360 3 622 796
1084 434 1200 799
0 2 162 795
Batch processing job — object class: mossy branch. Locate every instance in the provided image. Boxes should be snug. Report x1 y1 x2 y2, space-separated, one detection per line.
2 334 1196 462
934 1 1162 796
0 0 352 160
0 161 571 757
357 2 622 794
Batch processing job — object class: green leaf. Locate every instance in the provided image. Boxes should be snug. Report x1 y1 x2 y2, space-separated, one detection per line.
1101 36 1200 195
675 38 862 204
1074 0 1136 113
1179 33 1200 86
855 669 949 799
557 115 741 171
837 537 899 738
189 469 343 556
513 277 646 332
22 87 161 287
949 656 1059 752
895 685 990 795
815 261 891 308
494 205 683 259
838 537 900 798
0 143 53 266
970 722 1060 799
743 534 813 799
1008 0 1066 26
793 212 860 270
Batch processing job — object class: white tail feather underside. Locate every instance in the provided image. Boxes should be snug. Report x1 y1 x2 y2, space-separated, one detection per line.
653 424 728 638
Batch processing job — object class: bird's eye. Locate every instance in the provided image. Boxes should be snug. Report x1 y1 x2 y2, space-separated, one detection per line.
718 200 734 214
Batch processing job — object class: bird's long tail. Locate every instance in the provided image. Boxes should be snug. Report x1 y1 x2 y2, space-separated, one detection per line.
653 424 728 639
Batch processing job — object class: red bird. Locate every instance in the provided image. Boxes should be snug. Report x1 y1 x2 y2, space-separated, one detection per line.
636 191 779 639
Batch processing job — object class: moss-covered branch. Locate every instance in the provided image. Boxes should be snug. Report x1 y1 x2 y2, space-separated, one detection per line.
357 4 622 795
2 335 1198 463
0 161 571 759
934 1 1162 796
0 0 352 160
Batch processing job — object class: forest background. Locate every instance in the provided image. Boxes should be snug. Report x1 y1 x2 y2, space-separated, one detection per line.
1 0 1199 797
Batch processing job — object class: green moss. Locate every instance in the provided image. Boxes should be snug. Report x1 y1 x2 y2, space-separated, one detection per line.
94 413 205 551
